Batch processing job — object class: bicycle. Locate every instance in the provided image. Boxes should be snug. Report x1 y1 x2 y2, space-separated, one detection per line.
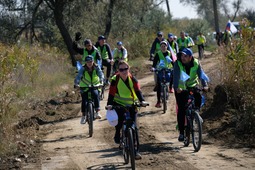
106 102 149 170
183 89 205 152
78 84 102 137
155 68 171 113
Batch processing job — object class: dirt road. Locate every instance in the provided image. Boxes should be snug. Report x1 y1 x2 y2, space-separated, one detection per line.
23 53 255 170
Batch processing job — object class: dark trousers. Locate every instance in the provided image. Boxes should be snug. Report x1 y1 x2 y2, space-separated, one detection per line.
81 90 100 114
102 59 112 79
174 89 201 134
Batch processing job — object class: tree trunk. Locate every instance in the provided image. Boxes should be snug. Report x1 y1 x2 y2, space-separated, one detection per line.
213 0 220 33
165 0 171 18
53 2 76 67
104 0 116 38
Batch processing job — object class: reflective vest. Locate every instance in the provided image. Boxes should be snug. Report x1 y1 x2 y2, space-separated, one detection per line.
197 35 206 45
113 48 128 61
112 75 138 106
82 49 97 65
79 69 100 92
169 41 176 53
155 42 161 54
157 51 172 69
177 59 199 90
98 45 108 60
177 38 189 51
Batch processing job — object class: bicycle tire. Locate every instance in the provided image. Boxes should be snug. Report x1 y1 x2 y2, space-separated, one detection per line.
184 125 190 147
100 86 105 100
128 128 135 170
122 127 129 164
88 102 94 137
192 111 202 152
162 86 167 113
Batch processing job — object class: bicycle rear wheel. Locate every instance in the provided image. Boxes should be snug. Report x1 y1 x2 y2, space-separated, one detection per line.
184 125 190 147
192 111 202 152
88 103 94 137
162 86 167 113
128 128 135 170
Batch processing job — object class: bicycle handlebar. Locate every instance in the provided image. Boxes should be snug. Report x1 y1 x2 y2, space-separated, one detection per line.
105 102 149 110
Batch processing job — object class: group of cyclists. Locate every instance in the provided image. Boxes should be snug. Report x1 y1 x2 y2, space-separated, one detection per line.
72 30 209 159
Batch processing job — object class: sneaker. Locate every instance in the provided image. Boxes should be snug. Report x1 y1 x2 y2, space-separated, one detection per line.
169 88 174 93
95 112 102 119
178 134 184 142
114 136 120 144
80 116 87 124
155 102 161 108
135 152 142 160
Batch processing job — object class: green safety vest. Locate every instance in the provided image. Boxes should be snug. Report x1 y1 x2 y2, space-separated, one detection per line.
177 59 199 90
79 69 100 92
157 50 173 69
197 35 205 45
177 38 189 51
98 45 108 60
169 41 176 53
155 42 161 54
112 75 138 106
82 49 97 65
113 48 128 61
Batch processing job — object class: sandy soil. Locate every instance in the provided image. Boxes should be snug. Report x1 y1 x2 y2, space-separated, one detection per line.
22 53 255 170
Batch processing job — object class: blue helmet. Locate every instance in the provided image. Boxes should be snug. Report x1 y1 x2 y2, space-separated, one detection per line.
117 41 122 46
181 48 193 56
85 55 94 62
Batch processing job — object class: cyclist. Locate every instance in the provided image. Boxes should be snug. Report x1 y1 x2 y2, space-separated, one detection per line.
106 60 148 159
151 41 174 108
112 41 128 74
74 55 104 124
73 38 102 65
149 31 167 61
95 35 113 85
185 33 195 48
196 32 206 58
176 31 189 52
223 29 232 45
173 48 208 142
167 33 179 55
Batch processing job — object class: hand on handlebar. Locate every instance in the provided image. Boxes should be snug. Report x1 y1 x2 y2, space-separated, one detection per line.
140 101 149 107
202 86 209 92
105 105 113 110
150 67 155 72
74 84 80 89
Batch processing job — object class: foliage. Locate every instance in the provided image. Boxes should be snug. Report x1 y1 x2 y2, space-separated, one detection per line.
221 21 255 137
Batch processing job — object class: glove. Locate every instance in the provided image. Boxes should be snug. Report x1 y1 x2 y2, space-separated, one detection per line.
75 32 82 41
150 67 155 72
105 105 112 110
140 101 149 107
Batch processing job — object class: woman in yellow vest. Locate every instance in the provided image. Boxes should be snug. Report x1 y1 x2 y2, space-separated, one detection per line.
106 61 148 159
74 55 104 124
173 48 208 142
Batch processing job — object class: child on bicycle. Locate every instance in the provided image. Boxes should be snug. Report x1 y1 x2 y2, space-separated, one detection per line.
106 60 148 159
74 55 104 124
151 41 175 108
173 48 208 142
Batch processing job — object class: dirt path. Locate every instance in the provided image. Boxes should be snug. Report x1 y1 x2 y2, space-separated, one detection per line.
23 53 255 170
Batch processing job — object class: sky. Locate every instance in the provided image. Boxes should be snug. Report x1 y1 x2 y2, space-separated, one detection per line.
160 0 255 19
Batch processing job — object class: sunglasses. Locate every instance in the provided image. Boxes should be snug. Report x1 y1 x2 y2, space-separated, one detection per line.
119 68 129 72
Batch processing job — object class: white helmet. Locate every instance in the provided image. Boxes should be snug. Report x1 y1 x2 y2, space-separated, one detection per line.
106 109 118 126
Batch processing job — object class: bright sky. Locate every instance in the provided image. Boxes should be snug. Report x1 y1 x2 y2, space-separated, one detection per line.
160 0 255 19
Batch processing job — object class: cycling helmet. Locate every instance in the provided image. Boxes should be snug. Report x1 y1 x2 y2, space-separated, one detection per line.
106 109 118 126
157 31 163 36
168 33 174 38
117 41 122 46
181 48 193 56
85 55 94 62
84 39 92 45
98 35 105 41
160 40 168 46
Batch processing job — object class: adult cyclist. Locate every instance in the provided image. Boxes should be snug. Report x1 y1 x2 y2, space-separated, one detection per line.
106 61 148 159
173 48 208 142
95 35 113 84
112 41 128 73
149 31 167 61
196 32 206 59
74 55 104 124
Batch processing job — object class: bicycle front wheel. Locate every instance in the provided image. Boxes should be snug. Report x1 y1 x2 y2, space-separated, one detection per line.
128 128 135 170
122 127 129 164
88 103 94 137
192 111 202 152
